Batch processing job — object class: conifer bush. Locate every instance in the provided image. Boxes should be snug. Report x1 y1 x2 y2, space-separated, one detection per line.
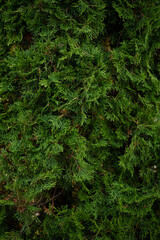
0 0 160 239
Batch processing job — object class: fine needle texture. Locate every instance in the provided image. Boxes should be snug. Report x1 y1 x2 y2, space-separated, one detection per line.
0 0 160 239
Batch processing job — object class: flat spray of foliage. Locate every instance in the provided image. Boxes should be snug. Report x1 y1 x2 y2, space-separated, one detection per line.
0 0 160 239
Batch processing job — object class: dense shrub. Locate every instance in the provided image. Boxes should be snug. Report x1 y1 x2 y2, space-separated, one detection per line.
0 0 160 239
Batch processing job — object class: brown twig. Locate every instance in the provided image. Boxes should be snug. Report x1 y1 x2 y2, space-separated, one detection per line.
117 29 124 47
37 190 64 207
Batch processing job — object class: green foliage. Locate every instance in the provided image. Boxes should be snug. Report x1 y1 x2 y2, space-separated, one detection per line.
1 0 160 239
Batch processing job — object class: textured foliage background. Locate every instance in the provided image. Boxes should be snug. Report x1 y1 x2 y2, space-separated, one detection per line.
0 0 160 239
